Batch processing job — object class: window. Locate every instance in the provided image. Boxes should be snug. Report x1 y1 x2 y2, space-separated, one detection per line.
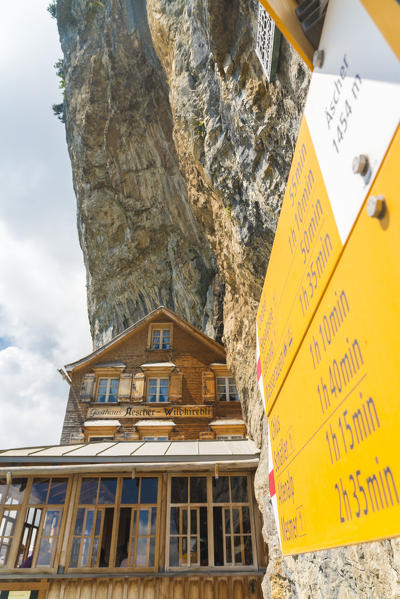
96 378 119 403
69 476 159 569
169 477 208 567
216 377 239 401
0 478 27 568
151 328 170 350
168 474 254 569
16 478 68 568
147 378 169 402
212 476 253 566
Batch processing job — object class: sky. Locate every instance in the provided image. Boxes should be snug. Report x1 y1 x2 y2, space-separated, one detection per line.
0 1 92 449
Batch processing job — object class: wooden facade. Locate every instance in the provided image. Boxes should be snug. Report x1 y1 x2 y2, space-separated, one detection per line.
0 308 265 598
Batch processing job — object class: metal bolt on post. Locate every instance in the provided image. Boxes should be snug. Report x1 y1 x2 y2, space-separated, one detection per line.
313 49 324 68
366 195 386 219
352 154 370 176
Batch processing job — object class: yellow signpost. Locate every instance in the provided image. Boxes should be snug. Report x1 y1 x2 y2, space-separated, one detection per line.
269 128 400 554
257 119 342 413
359 0 400 59
256 0 400 554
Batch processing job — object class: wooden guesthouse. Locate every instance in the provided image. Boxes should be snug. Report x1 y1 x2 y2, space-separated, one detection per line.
0 307 265 598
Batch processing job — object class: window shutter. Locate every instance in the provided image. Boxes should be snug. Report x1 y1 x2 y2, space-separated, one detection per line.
132 373 145 401
80 373 95 402
169 373 183 402
118 373 132 401
202 371 215 403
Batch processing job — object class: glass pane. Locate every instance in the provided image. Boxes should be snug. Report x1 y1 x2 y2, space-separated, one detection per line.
138 510 149 535
169 536 179 567
116 508 131 566
199 507 208 566
98 479 117 504
224 508 231 533
161 330 170 349
0 541 10 568
97 378 108 402
140 478 158 504
190 537 198 564
147 379 158 402
136 537 147 567
5 479 27 505
242 507 251 533
0 511 17 538
148 536 155 567
226 536 232 563
121 479 139 504
150 508 157 534
92 538 99 566
231 476 248 502
216 377 227 400
244 535 253 565
159 379 169 402
181 509 187 535
228 378 239 401
181 537 187 565
0 480 6 504
3 517 15 537
100 508 114 567
69 538 80 568
48 479 67 504
232 508 240 534
79 479 98 504
152 330 161 349
108 379 119 402
42 510 60 537
74 508 84 535
37 538 54 566
95 511 102 536
171 477 188 503
34 509 42 527
84 510 94 536
212 477 229 503
190 509 197 534
81 537 91 567
190 477 207 503
29 479 49 504
170 507 179 534
234 535 243 564
213 507 223 566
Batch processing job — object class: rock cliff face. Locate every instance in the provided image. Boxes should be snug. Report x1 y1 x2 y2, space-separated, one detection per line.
57 0 399 597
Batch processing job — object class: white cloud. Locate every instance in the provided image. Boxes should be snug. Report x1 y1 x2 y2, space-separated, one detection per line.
0 346 64 449
0 223 91 449
0 2 92 449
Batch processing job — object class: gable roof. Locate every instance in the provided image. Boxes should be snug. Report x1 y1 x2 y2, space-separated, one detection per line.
64 306 225 374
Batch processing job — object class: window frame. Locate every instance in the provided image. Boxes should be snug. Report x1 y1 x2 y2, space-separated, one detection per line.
66 475 161 573
166 472 257 571
95 377 120 404
146 377 169 403
216 376 239 402
0 477 71 573
147 323 173 350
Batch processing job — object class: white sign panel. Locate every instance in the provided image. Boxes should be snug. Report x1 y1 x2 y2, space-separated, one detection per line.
305 0 400 243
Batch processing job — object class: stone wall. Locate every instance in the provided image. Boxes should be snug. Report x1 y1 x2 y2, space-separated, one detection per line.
56 0 400 596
